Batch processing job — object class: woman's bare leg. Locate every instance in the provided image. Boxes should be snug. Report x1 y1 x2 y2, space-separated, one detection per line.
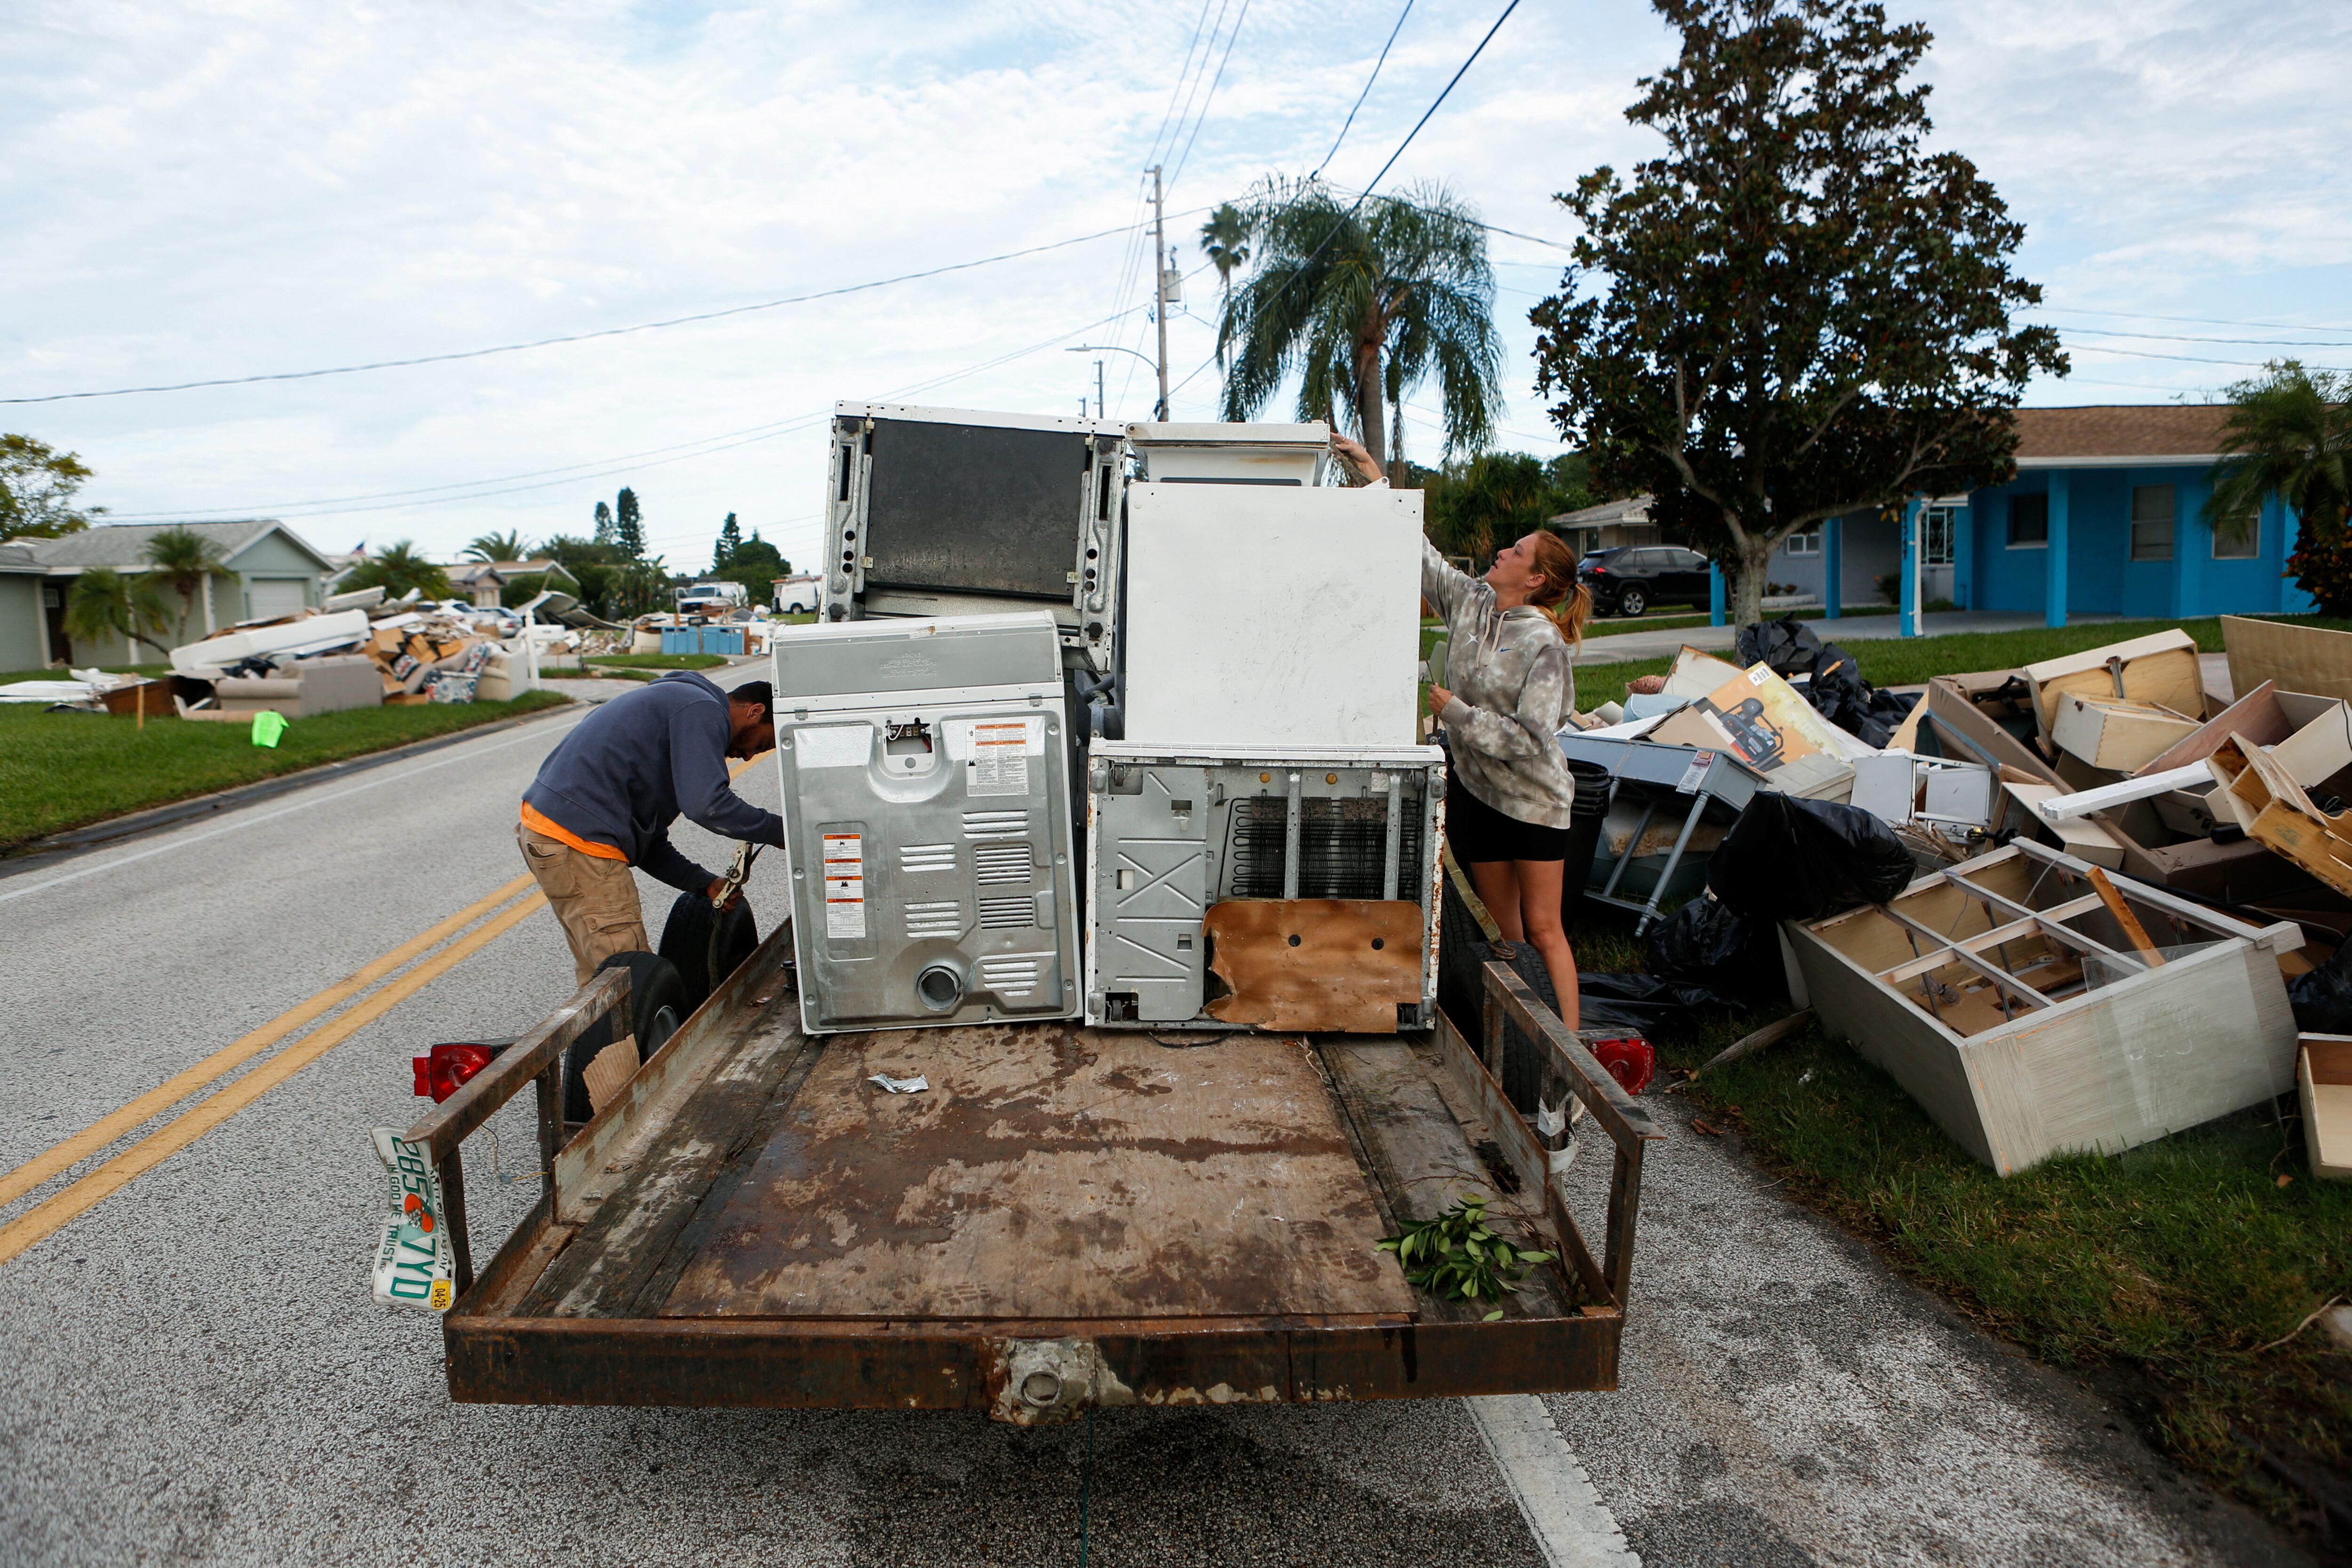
1513 858 1581 1030
1468 859 1525 941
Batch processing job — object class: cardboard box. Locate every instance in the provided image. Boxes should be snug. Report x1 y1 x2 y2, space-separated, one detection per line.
2224 615 2352 708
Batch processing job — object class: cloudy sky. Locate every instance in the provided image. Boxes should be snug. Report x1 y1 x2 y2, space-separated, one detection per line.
6 0 2348 575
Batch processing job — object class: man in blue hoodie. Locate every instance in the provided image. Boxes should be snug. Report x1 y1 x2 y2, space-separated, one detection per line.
518 671 783 985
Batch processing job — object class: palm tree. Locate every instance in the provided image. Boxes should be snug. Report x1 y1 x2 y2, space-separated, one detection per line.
339 539 451 600
139 526 239 645
1200 203 1250 292
1216 179 1503 486
464 530 530 563
64 569 174 661
2207 361 2352 615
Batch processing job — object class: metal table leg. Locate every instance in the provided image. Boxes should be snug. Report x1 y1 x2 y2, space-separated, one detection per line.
1635 790 1714 935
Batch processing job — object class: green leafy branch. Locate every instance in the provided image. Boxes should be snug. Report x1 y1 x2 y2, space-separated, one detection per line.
1375 1193 1556 1321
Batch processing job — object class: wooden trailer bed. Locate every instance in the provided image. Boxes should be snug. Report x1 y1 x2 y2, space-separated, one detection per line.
407 925 1661 1424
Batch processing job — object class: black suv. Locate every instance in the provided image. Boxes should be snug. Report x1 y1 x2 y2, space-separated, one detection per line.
1577 546 1712 618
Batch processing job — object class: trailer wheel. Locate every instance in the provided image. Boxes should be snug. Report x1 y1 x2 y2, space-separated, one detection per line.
659 893 759 1009
563 951 690 1122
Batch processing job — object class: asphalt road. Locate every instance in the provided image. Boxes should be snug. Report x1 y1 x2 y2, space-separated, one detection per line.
0 666 2307 1567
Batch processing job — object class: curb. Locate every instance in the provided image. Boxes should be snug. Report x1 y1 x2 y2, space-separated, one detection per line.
0 698 581 881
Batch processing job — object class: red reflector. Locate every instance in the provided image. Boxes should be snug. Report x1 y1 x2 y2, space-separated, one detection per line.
413 1041 496 1103
1589 1036 1654 1096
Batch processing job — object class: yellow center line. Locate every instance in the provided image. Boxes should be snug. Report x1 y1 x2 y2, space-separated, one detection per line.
0 871 538 1212
0 891 550 1267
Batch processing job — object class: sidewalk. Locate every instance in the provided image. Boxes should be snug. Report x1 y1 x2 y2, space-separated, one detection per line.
1578 609 2125 665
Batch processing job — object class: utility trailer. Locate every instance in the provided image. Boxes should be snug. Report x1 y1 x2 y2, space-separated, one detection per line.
398 927 1661 1422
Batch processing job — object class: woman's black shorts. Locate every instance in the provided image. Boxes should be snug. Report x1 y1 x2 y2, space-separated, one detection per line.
1446 771 1575 864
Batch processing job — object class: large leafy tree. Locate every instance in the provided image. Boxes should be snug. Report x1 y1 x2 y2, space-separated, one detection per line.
2205 360 2352 614
0 434 105 542
140 526 238 645
1530 0 2066 626
339 540 450 600
592 500 615 545
712 512 743 571
464 530 530 563
1216 179 1503 484
712 530 787 601
64 569 173 660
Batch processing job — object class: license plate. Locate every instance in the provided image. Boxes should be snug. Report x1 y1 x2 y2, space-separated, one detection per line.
369 1128 455 1313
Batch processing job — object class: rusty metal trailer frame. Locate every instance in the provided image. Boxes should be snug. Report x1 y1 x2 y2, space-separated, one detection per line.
405 926 1661 1418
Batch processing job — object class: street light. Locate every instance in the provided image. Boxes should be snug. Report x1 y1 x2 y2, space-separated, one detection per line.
1066 345 1165 420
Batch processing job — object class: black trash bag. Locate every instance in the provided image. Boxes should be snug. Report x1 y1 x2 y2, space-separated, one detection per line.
1735 617 1827 680
1646 895 1787 1005
1708 793 1914 921
2288 941 2352 1034
1578 972 1744 1037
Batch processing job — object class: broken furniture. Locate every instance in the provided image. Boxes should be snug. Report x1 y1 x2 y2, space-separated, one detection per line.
2224 614 2352 708
2021 629 2205 738
2298 1035 2352 1181
1558 731 1762 934
212 655 384 719
2206 734 2352 898
1784 840 2303 1175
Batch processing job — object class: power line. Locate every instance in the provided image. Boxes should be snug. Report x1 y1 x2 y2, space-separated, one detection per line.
2064 341 2352 374
2033 304 2352 336
1165 0 1255 194
1174 0 1525 404
2044 324 2352 349
1312 0 1416 178
5 216 1193 406
1141 0 1221 169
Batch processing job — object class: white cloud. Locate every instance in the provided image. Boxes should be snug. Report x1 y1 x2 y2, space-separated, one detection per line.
3 0 2346 568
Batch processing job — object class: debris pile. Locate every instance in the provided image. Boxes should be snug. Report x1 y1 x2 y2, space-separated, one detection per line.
1547 612 2352 1181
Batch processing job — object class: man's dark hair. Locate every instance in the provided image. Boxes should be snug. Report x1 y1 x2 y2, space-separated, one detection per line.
730 680 773 722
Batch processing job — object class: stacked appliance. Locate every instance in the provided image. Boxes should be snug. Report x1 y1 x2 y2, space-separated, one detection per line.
772 612 1081 1036
1085 425 1446 1034
779 406 1443 1038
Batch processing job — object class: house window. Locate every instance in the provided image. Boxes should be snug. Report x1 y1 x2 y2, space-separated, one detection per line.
1786 527 1821 556
2130 484 2175 562
2212 510 2259 560
1922 507 1956 567
2008 494 2048 547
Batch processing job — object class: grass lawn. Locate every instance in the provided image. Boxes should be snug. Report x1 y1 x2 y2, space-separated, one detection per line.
1561 913 2350 1527
0 690 571 851
583 653 731 671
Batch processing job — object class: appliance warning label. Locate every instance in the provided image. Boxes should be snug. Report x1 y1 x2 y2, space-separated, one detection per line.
961 719 1039 798
821 832 866 939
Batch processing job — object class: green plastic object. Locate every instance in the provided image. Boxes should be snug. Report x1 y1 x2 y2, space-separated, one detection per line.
250 710 288 748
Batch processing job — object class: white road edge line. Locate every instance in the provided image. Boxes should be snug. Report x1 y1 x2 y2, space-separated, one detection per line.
0 715 587 906
1466 1394 1641 1568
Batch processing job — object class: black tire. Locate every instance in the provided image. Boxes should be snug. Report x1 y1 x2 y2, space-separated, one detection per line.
659 890 759 1008
563 951 690 1122
1615 585 1647 618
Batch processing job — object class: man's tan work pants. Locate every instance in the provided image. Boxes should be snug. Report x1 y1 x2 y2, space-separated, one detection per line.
518 824 648 987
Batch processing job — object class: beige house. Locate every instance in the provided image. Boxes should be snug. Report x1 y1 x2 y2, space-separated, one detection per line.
3 519 336 667
446 559 581 608
1549 495 1662 559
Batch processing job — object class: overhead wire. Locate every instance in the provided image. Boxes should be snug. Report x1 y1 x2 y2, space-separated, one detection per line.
5 216 1181 406
1311 0 1416 179
1164 0 1254 195
1140 0 1222 170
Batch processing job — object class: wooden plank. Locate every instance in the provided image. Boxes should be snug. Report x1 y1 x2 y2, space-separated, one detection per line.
1319 1041 1581 1322
2088 867 2165 963
2133 679 2291 776
2224 614 2352 708
1202 898 1424 1033
658 1027 1416 1321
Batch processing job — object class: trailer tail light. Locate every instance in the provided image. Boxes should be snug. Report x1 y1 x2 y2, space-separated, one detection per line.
413 1042 496 1103
1589 1036 1654 1096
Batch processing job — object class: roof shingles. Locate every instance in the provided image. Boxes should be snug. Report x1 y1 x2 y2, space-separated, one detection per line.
2012 404 2229 461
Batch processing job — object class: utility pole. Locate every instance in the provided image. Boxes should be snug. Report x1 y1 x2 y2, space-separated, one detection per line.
1095 358 1105 419
1151 164 1171 421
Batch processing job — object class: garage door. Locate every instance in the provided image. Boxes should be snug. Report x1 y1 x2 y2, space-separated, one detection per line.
247 579 309 620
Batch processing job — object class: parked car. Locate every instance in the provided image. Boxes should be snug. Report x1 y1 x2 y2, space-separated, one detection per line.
1578 546 1713 618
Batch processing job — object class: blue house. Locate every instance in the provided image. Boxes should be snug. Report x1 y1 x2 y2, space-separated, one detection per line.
1761 405 2310 625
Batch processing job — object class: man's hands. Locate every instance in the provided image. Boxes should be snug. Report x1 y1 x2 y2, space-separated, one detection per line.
705 877 745 912
1427 683 1455 721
